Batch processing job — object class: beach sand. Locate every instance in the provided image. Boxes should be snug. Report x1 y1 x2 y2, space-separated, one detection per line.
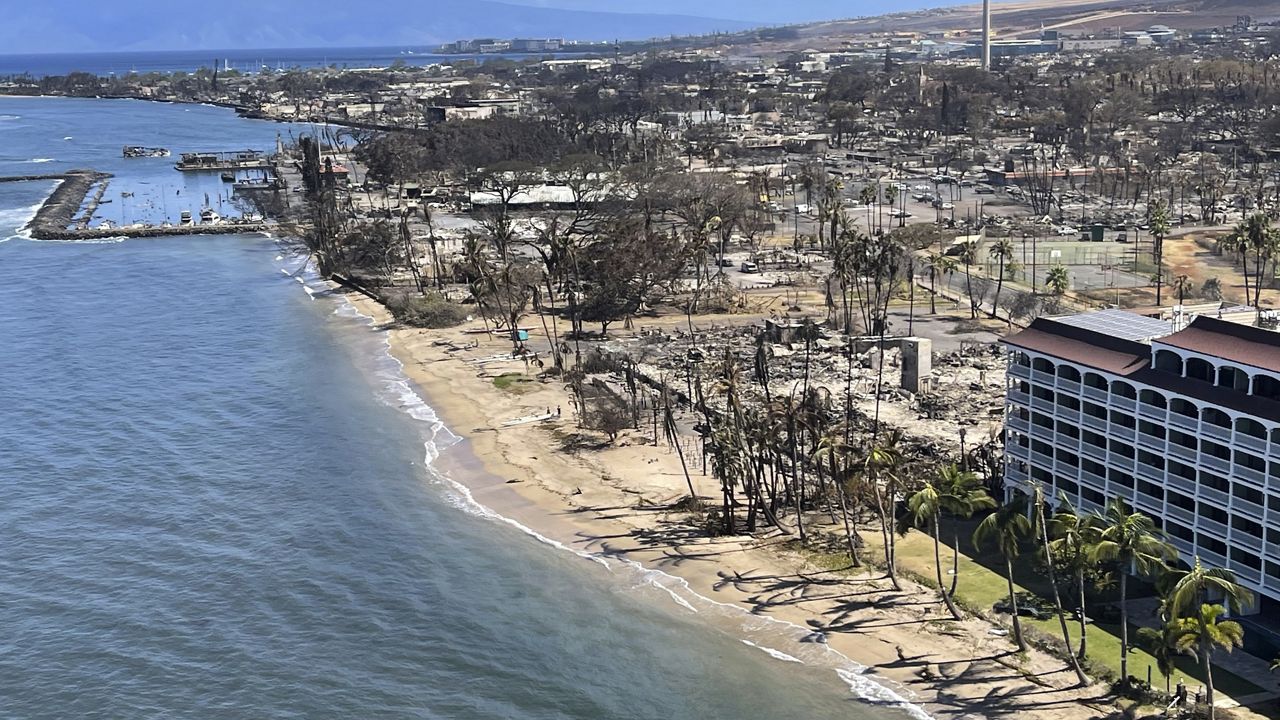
349 293 1124 720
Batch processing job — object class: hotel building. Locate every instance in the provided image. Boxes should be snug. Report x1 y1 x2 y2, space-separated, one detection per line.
1001 310 1280 611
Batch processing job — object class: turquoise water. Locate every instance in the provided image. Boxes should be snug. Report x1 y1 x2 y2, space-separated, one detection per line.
0 98 923 719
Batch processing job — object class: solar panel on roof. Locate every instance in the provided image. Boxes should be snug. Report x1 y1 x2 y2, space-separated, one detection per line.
1050 309 1174 342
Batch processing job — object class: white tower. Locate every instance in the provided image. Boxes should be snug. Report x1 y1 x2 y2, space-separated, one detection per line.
981 0 992 70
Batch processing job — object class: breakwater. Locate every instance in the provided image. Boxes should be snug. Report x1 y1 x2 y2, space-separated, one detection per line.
8 169 267 240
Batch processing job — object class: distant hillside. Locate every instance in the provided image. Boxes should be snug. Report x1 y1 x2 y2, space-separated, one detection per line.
0 0 754 54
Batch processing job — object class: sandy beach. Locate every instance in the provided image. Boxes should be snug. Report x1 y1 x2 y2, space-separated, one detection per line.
346 292 1128 720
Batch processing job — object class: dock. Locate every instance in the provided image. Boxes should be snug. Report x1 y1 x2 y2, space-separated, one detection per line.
175 150 272 172
4 170 270 240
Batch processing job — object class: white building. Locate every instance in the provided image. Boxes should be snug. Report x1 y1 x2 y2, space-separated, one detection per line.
1002 310 1280 609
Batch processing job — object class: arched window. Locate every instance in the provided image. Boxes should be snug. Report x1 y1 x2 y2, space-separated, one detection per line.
1236 417 1267 440
1057 365 1082 382
1032 357 1055 373
1186 357 1214 383
1154 349 1183 374
1170 397 1198 419
1254 373 1280 401
1217 365 1250 392
1111 380 1137 399
1203 407 1232 429
1139 389 1167 408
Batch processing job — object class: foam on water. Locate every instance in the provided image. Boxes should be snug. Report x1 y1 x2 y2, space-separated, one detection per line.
27 157 54 163
0 198 48 242
310 264 936 720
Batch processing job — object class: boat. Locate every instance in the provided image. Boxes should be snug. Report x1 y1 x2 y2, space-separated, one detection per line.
220 172 236 182
200 207 221 224
123 146 170 158
179 210 193 225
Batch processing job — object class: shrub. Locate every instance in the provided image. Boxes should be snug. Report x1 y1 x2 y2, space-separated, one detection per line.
385 291 469 328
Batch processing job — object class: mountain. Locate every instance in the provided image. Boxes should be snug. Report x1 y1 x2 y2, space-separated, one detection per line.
0 0 755 54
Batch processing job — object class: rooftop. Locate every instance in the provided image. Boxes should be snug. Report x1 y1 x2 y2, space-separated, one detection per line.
1155 315 1280 373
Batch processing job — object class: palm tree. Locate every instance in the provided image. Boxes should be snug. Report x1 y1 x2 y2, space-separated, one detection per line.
1150 200 1171 305
973 494 1033 651
1045 264 1070 296
1091 498 1178 684
907 464 995 620
924 251 957 314
989 237 1015 321
865 434 905 590
1032 484 1090 685
1169 604 1245 718
1164 558 1254 714
1049 497 1100 660
1167 557 1253 620
1173 273 1194 305
1137 623 1178 695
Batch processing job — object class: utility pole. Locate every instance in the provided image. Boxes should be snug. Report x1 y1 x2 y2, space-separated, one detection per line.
981 0 992 71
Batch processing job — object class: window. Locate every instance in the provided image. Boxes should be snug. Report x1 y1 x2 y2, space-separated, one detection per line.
1057 420 1080 440
1186 357 1214 383
1083 372 1107 391
1168 521 1195 542
1236 417 1267 440
1198 535 1227 555
1200 472 1229 493
1201 439 1231 461
1082 429 1106 448
1032 357 1055 373
1057 365 1081 382
1110 410 1136 428
1167 460 1195 481
1203 407 1231 429
1137 449 1164 470
1168 490 1195 511
1057 393 1080 411
1154 349 1183 374
1231 547 1261 570
1232 515 1263 538
1169 428 1197 450
1111 380 1137 399
1109 439 1135 458
1138 420 1165 439
1198 503 1229 524
1139 389 1167 408
1081 486 1105 506
1236 450 1267 473
1233 483 1264 506
1217 365 1250 392
1137 479 1164 501
1170 397 1198 419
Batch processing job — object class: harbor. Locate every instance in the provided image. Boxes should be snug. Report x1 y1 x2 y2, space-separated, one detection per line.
12 168 271 240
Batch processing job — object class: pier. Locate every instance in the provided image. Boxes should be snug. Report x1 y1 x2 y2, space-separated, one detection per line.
4 170 270 240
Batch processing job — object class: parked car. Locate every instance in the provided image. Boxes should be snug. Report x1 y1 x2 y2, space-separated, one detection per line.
1116 232 1128 243
890 210 912 219
974 184 995 194
1055 225 1078 236
937 201 955 210
739 261 760 273
717 257 735 267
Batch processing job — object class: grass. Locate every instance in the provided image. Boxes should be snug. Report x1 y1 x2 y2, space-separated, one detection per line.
844 522 1267 699
492 372 536 394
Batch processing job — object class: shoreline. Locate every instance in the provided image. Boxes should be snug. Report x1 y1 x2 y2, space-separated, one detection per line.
340 290 1121 720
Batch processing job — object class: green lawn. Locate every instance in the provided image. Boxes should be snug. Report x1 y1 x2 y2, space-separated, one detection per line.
852 523 1267 699
492 372 535 394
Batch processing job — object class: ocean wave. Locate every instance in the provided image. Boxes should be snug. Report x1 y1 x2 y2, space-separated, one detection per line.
313 269 934 720
27 158 55 163
0 198 49 241
742 640 803 664
0 114 18 121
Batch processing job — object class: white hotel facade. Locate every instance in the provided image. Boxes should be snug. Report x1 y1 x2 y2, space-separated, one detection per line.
1002 310 1280 609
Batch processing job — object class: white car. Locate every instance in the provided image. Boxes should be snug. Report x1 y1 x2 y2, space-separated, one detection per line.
891 210 912 219
939 202 955 210
740 261 760 273
1056 226 1078 236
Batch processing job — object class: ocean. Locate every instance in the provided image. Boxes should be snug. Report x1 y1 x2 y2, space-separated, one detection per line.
0 97 923 719
0 48 570 78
